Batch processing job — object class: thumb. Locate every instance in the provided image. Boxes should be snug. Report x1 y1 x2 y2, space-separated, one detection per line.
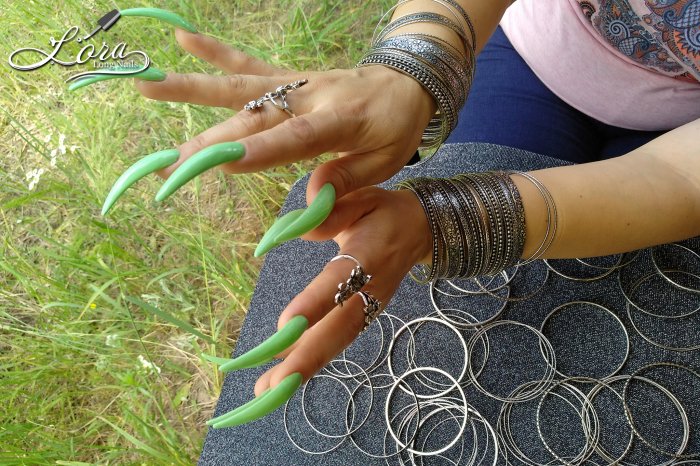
300 187 381 242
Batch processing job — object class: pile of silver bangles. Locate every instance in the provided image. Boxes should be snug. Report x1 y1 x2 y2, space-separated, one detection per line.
356 0 477 149
397 171 557 283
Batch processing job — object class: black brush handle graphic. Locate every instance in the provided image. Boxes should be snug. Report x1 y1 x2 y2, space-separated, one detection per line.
84 9 121 40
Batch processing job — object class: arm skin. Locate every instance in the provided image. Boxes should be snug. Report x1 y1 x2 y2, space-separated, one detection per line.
511 117 700 261
254 119 700 397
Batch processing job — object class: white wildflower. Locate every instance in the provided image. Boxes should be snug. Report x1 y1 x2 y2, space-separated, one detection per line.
138 354 162 374
26 168 45 190
69 145 78 153
105 334 119 348
58 133 67 155
43 132 53 143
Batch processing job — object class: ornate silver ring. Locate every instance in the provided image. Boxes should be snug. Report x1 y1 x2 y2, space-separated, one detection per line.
243 78 308 117
331 254 372 306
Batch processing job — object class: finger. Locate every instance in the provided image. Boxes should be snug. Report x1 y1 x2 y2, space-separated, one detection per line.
174 29 288 76
299 187 379 242
154 104 285 178
233 108 358 173
306 149 411 202
254 287 394 396
135 72 282 108
254 297 366 395
278 250 378 334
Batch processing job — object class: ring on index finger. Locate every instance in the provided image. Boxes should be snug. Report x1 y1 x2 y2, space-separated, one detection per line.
243 78 308 117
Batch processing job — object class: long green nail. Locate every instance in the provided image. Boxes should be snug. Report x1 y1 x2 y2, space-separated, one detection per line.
68 66 166 91
212 373 303 428
120 8 197 33
219 315 308 373
206 388 272 426
254 209 305 257
272 183 336 244
201 353 274 369
201 353 233 366
155 142 245 202
101 149 179 215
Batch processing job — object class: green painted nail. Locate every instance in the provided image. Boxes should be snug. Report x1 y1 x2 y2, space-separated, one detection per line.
120 8 197 33
212 373 303 428
68 66 166 91
101 149 179 215
200 353 233 366
273 183 336 245
155 142 245 202
201 353 274 369
254 209 305 257
206 388 272 426
219 316 308 373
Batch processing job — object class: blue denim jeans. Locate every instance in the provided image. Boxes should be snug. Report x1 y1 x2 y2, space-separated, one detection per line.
446 26 666 163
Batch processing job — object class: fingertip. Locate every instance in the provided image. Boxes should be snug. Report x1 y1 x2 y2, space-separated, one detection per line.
134 78 161 99
307 164 338 204
254 371 272 397
175 27 199 47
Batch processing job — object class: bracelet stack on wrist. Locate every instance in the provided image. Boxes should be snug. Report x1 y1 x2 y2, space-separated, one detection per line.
356 0 477 150
398 171 556 283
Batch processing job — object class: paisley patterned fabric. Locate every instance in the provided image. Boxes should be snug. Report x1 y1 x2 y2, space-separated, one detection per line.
575 0 700 82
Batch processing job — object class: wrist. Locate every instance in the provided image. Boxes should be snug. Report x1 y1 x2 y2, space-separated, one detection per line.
395 188 434 266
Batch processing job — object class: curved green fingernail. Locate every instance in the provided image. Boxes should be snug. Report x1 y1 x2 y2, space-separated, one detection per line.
254 209 305 257
120 8 197 33
201 353 274 369
212 372 303 428
273 183 336 244
219 316 308 373
68 66 166 91
206 388 272 426
200 353 233 366
155 142 245 202
101 149 179 215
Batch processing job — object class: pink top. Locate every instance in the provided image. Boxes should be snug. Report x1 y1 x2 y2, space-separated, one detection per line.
500 0 700 131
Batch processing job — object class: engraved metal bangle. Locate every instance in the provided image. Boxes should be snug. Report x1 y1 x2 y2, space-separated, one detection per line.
374 11 473 58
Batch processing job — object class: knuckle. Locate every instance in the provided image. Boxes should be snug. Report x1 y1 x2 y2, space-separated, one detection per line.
184 134 208 155
225 75 246 108
306 352 327 378
181 73 197 91
282 116 316 147
230 49 251 69
225 74 246 92
332 163 357 196
236 107 266 133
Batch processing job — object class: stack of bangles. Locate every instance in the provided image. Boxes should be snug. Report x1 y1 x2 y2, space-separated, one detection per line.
397 171 558 283
357 0 476 150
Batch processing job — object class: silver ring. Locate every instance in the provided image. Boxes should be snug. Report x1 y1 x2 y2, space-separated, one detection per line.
331 254 372 306
357 290 381 333
243 78 308 117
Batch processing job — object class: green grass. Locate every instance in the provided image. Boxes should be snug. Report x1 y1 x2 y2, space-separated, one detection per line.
0 0 390 463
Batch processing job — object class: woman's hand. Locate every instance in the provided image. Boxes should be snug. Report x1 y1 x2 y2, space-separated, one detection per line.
252 186 431 395
206 185 431 428
135 30 436 201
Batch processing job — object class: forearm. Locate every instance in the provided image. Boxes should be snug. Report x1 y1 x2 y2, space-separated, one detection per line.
389 0 512 55
516 117 700 259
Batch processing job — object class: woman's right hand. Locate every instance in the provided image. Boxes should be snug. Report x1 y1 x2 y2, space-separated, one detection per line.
252 184 433 395
135 29 437 201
